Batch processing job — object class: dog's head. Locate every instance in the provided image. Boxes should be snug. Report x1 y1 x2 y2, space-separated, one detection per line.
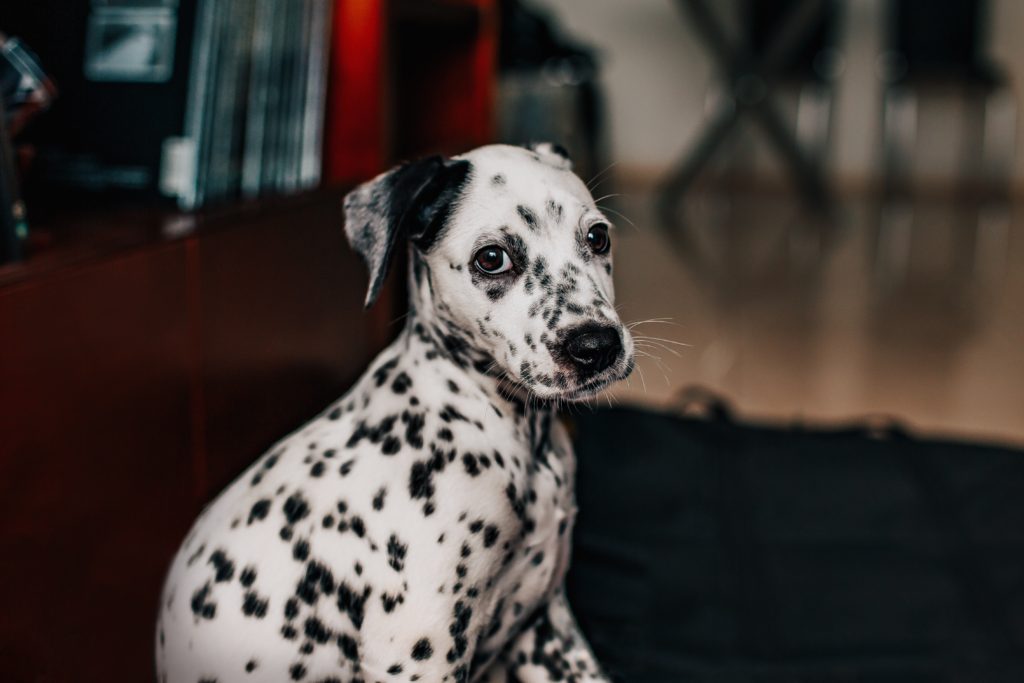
343 143 634 401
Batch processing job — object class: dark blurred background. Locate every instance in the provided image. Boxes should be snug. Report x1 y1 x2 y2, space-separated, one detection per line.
1 1 1023 681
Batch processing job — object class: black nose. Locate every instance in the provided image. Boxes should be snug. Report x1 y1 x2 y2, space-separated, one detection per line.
563 326 622 376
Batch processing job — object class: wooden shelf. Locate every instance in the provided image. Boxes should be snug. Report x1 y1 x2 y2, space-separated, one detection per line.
0 188 350 289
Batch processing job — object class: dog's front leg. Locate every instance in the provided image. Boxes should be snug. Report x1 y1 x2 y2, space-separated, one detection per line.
478 588 611 683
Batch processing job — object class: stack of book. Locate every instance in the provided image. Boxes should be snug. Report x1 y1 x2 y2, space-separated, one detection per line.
162 0 333 209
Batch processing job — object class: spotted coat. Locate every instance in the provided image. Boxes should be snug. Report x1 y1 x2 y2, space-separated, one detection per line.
156 144 633 683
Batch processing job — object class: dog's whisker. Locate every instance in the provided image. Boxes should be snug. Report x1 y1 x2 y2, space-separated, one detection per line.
635 346 681 363
632 334 691 348
594 204 638 231
633 349 673 375
591 192 624 205
585 160 619 191
633 339 684 359
636 363 649 394
626 317 679 329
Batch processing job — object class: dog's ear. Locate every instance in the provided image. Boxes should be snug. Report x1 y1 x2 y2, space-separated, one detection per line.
527 142 572 171
343 155 471 308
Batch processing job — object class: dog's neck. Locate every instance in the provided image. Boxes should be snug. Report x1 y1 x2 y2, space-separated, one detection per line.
397 311 547 419
391 282 540 421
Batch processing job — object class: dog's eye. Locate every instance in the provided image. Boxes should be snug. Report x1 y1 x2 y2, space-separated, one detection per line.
473 246 513 275
586 223 611 254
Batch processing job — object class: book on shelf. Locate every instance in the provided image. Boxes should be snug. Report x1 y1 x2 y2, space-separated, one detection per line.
7 0 332 211
170 0 332 209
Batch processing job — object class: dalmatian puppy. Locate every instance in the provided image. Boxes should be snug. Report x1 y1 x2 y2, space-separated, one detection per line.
156 143 634 683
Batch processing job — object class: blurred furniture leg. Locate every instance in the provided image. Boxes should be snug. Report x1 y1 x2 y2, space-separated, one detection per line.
658 0 834 224
875 0 1015 291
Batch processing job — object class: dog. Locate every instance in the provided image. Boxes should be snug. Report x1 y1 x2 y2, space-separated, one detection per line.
156 143 635 683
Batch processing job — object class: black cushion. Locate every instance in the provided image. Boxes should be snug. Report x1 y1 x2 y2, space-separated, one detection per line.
567 403 1024 682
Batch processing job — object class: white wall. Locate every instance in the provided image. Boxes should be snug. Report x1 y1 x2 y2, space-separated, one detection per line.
528 0 716 175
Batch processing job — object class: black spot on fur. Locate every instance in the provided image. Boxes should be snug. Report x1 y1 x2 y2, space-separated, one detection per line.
462 453 481 477
283 493 310 525
304 616 332 644
412 637 434 660
248 499 270 525
391 371 412 394
381 435 402 455
337 582 371 629
440 404 468 423
409 461 434 500
350 516 366 537
446 601 473 662
387 534 408 572
546 199 564 223
209 549 235 582
517 204 539 231
348 414 399 449
381 592 404 613
402 410 426 449
190 583 216 620
186 543 205 566
242 591 268 618
373 357 399 387
239 566 257 588
295 561 335 606
338 633 359 660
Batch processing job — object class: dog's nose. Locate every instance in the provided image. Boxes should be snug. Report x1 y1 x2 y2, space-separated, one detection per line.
563 326 622 375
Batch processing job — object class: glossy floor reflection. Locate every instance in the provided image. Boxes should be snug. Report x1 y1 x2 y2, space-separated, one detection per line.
606 187 1024 446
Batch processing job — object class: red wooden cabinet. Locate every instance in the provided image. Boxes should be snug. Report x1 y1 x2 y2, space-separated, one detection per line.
0 243 195 682
325 0 497 182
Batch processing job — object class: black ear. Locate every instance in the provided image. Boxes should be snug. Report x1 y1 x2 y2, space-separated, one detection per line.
343 155 471 308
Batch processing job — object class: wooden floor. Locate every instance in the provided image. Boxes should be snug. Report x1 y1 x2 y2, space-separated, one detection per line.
605 187 1024 447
